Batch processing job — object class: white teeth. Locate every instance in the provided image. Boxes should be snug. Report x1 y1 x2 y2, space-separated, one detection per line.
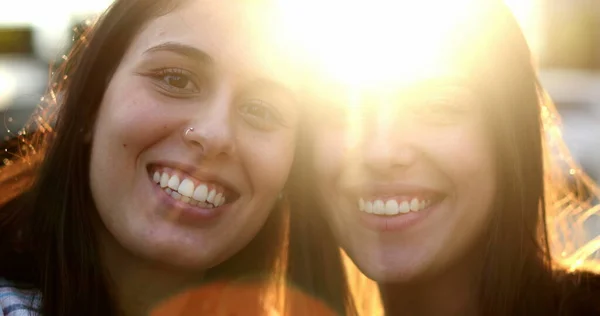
207 190 216 204
167 175 180 190
373 200 384 215
160 173 169 188
410 198 420 212
193 184 209 202
214 193 223 207
385 200 399 215
170 191 182 200
358 197 433 216
155 170 230 208
198 201 211 208
177 179 195 197
365 201 373 214
398 201 410 214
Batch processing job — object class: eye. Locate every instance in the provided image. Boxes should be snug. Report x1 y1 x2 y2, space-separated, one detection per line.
149 68 203 96
238 99 285 130
410 96 470 124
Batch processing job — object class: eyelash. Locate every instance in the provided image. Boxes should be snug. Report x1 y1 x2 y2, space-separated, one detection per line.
238 99 286 131
148 67 203 97
407 99 468 126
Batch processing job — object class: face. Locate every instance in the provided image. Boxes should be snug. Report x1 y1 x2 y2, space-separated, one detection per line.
89 0 299 269
312 75 497 282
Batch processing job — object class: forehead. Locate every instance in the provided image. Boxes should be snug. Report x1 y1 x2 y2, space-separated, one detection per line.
124 0 301 84
304 66 472 101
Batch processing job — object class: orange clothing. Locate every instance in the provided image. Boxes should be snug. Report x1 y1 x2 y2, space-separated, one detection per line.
151 280 337 316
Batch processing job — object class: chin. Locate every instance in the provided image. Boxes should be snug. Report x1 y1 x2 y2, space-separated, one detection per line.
348 248 433 284
148 251 223 272
361 264 424 284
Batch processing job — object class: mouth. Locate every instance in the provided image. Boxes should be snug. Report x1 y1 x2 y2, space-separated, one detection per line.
350 187 447 231
357 195 440 216
148 165 240 211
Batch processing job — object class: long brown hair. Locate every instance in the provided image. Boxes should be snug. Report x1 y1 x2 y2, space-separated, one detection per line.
293 1 600 315
458 4 600 314
0 0 354 315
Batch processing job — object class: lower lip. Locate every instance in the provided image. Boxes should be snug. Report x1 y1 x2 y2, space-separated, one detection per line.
357 200 441 232
149 176 230 226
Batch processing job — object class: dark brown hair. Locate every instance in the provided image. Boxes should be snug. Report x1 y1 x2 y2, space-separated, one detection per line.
470 5 600 314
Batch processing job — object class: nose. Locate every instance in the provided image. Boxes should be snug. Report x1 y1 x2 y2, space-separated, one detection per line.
182 88 236 159
362 109 420 174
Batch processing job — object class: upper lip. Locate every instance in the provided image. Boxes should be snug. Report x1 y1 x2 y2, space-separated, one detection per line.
347 183 445 199
148 160 241 195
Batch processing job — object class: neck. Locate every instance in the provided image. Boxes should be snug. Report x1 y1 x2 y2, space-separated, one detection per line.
98 231 205 316
379 255 482 316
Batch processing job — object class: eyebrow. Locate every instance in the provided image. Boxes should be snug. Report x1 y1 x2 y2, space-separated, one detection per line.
245 78 298 104
143 42 214 65
247 78 293 94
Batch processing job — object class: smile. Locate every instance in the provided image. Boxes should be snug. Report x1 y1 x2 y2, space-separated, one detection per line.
351 186 447 231
150 167 238 209
358 197 433 215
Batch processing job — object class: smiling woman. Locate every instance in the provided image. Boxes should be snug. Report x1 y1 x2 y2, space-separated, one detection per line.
298 0 600 315
0 0 354 315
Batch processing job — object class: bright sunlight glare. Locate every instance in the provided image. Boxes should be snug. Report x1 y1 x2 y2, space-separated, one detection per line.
503 0 543 61
0 0 113 25
274 0 481 88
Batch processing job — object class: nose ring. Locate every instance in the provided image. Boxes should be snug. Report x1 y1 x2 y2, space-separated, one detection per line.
184 127 195 137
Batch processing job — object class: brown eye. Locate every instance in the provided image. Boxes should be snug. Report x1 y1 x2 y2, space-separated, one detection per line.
408 94 471 124
150 68 202 96
164 74 192 89
238 99 285 131
244 103 271 120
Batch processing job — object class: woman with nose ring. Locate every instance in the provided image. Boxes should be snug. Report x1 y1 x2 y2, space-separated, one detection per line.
0 0 354 315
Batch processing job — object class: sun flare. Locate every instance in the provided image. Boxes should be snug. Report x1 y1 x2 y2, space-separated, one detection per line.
274 0 483 88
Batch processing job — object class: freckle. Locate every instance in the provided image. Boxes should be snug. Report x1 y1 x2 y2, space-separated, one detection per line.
123 144 128 148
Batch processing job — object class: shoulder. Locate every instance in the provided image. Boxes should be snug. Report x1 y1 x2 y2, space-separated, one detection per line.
0 278 41 316
555 270 600 315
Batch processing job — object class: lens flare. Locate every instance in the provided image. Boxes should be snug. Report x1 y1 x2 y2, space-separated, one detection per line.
274 0 482 88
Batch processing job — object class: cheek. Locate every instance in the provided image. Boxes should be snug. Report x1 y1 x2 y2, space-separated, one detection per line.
427 121 495 184
237 131 296 194
94 82 169 152
430 123 497 224
90 78 173 208
455 132 494 187
313 129 347 183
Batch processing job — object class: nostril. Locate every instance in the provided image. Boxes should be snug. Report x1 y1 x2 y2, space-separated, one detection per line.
181 125 236 157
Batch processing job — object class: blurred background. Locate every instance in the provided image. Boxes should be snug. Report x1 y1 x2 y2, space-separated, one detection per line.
0 0 598 183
